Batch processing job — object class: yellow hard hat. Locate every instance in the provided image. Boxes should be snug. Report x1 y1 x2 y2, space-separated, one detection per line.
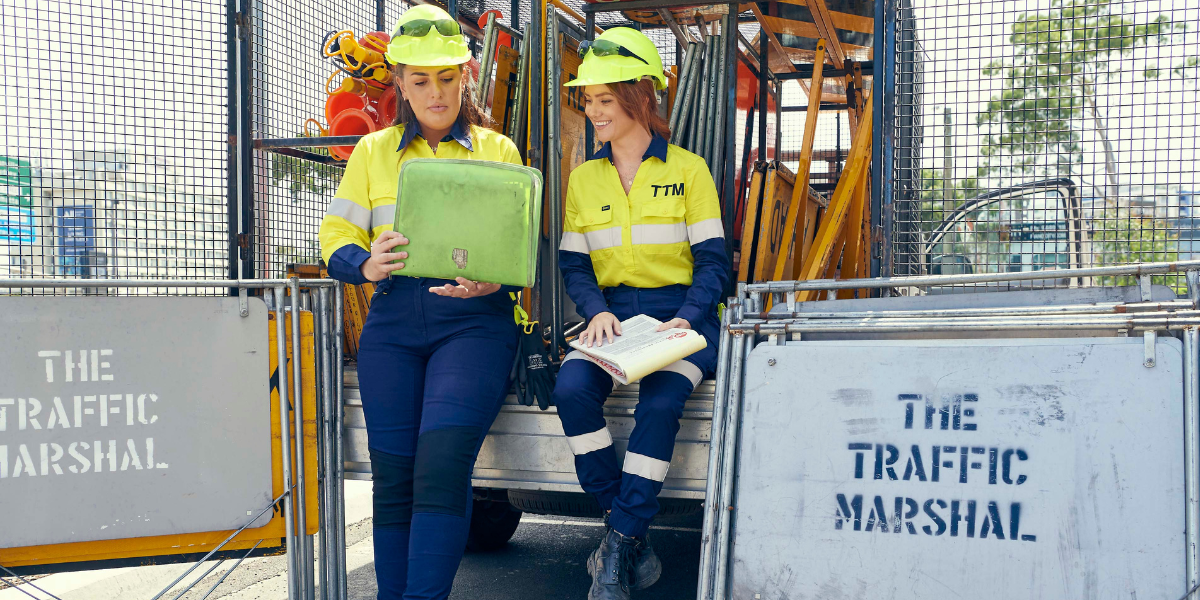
385 4 471 67
566 27 667 91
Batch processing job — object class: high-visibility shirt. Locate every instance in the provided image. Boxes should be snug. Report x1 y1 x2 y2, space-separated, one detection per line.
558 133 729 326
318 121 523 284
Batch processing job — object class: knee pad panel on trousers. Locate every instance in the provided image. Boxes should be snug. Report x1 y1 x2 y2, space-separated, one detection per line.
413 426 481 517
370 448 415 528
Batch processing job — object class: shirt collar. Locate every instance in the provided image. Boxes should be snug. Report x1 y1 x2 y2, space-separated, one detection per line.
592 132 669 164
397 120 474 153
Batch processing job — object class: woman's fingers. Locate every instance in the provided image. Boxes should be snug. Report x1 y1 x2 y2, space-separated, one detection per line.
455 277 478 293
375 236 408 253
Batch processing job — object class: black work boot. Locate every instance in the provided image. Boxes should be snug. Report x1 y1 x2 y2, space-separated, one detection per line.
599 513 661 590
586 527 638 600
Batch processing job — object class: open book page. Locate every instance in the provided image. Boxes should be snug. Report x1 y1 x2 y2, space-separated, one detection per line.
568 314 708 385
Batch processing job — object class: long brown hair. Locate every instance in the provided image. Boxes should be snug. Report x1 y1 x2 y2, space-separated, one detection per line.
391 64 495 134
606 78 670 140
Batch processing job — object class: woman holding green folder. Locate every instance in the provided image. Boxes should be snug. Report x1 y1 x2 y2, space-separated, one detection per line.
317 5 522 599
553 28 730 600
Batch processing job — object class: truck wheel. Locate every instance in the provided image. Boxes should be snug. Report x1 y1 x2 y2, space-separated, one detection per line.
466 498 523 552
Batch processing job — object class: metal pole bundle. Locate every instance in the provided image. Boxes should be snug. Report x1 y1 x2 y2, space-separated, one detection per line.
666 15 733 174
668 42 699 137
477 13 498 107
507 29 531 150
546 6 565 355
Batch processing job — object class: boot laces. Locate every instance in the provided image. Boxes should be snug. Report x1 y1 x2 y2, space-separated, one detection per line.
616 535 640 592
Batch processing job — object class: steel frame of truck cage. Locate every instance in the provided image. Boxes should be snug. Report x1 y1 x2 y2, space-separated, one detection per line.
697 259 1200 600
0 278 349 600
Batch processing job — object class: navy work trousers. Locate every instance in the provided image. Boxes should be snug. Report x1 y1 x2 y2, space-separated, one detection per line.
357 276 518 600
552 284 719 538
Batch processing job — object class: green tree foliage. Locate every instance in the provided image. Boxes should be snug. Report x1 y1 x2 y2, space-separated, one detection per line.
1092 211 1179 288
275 239 322 267
916 168 983 233
975 0 1189 185
268 133 342 203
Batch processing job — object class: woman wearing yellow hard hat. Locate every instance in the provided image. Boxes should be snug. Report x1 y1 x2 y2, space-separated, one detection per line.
317 5 522 599
552 27 729 600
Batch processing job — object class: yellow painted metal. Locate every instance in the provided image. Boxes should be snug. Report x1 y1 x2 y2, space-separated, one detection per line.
342 281 374 359
796 92 873 302
837 170 869 298
791 187 826 281
752 162 797 283
489 45 522 130
822 224 847 292
772 39 826 283
846 60 872 299
748 4 799 77
808 0 846 69
0 311 319 568
736 162 768 283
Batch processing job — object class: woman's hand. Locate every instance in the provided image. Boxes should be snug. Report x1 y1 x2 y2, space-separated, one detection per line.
361 231 409 282
656 317 691 332
581 312 622 348
429 277 501 298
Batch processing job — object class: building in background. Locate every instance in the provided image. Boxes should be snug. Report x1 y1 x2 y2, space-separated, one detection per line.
0 150 227 289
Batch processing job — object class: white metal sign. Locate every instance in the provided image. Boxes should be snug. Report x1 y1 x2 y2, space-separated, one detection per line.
732 337 1185 599
0 297 273 548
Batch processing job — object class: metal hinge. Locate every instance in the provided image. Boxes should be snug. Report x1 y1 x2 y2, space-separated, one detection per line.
238 233 250 260
239 287 249 318
1144 330 1157 368
1139 274 1153 301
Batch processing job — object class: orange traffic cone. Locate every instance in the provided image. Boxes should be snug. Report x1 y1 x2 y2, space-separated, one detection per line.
377 86 397 128
328 106 378 160
325 90 369 127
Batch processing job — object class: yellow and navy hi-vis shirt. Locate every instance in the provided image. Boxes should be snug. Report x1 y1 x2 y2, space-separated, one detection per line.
558 133 729 326
318 121 522 284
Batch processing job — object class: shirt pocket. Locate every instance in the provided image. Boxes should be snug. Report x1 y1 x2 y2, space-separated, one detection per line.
637 200 688 255
640 200 686 222
575 206 621 256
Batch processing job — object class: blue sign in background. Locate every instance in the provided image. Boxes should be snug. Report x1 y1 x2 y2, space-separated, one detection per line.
57 206 96 276
0 205 36 243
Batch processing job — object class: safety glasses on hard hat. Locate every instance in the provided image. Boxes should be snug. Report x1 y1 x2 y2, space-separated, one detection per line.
578 39 649 66
393 18 461 38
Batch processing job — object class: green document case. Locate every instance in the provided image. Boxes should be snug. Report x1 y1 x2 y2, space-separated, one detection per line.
392 158 544 288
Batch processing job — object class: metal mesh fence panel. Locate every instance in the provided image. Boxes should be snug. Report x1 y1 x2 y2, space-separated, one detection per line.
887 0 1200 291
1 0 231 294
250 0 381 280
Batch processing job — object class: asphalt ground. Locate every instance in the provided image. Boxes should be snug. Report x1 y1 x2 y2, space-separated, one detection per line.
0 481 704 600
349 513 704 600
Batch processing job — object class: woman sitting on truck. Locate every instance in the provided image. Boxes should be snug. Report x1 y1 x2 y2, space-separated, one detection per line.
553 27 729 600
317 5 522 599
